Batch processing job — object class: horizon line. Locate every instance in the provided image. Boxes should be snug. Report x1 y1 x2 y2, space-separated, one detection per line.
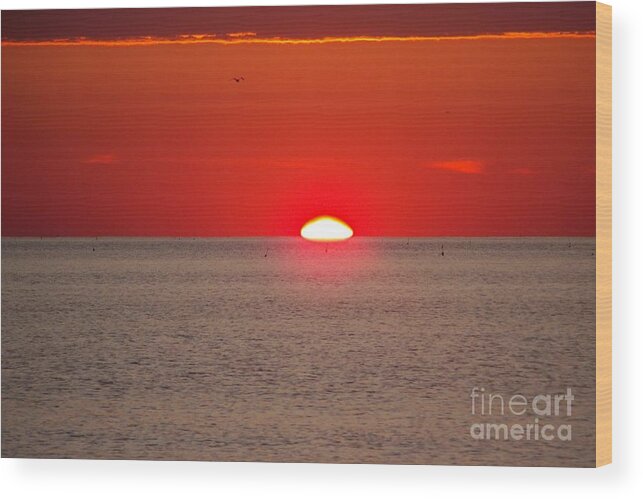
1 235 597 239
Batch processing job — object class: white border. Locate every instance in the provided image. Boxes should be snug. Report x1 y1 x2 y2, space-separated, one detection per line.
1 1 641 497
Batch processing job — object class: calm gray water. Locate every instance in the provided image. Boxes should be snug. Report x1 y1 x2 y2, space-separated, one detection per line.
2 237 595 466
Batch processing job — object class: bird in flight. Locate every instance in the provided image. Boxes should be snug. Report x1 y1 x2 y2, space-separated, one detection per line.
232 76 245 83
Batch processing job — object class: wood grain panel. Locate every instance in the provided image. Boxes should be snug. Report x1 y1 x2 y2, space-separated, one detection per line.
596 1 612 468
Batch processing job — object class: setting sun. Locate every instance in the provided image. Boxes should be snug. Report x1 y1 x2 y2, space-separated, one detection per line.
300 216 353 242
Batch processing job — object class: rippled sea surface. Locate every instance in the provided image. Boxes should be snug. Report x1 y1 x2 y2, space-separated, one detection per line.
2 238 595 466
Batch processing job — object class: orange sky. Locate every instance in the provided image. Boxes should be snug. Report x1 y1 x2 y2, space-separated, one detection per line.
1 4 596 236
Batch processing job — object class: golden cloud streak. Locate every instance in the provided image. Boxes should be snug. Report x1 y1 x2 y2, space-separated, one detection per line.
2 31 595 47
226 32 257 38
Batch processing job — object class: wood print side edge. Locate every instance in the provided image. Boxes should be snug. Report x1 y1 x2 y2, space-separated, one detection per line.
595 0 612 468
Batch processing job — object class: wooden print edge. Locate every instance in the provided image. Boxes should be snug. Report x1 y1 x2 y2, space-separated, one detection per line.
595 1 612 468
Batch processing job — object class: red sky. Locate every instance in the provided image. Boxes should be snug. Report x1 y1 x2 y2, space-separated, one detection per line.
1 3 596 236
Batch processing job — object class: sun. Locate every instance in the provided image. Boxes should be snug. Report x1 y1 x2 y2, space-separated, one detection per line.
300 216 353 242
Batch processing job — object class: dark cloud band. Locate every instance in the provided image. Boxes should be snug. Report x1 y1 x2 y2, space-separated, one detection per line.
2 3 596 42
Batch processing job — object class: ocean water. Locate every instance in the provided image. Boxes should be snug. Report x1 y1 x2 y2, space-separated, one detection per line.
1 237 596 466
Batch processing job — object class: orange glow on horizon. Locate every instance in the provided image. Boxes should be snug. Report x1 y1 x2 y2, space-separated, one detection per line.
301 216 354 242
0 31 596 47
